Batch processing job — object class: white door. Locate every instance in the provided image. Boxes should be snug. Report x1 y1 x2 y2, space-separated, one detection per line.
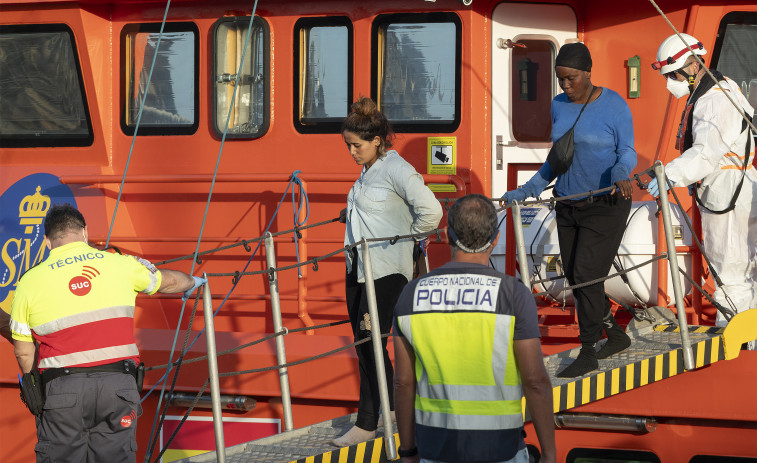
491 2 577 196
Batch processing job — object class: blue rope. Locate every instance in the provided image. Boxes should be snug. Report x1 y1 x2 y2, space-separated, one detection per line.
290 170 309 277
143 2 259 460
105 1 173 249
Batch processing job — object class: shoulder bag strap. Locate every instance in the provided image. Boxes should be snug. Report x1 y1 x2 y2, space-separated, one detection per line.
570 85 597 130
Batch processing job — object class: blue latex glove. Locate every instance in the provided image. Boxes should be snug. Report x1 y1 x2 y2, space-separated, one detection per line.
183 276 208 301
500 188 527 206
646 177 668 198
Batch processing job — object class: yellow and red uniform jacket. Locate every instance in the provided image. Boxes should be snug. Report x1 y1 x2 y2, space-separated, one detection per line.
10 241 161 370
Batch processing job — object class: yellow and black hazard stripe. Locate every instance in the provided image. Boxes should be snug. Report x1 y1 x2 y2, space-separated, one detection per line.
551 334 725 413
290 434 400 463
654 324 724 334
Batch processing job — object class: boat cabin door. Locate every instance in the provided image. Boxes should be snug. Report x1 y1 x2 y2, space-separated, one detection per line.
491 2 577 196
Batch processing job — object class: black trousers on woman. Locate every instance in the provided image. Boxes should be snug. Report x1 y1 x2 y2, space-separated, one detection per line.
555 193 632 345
345 253 407 431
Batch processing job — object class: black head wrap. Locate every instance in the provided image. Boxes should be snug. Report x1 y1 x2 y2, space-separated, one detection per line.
555 43 592 71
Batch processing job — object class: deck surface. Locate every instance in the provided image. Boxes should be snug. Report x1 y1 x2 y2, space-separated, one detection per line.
176 317 728 463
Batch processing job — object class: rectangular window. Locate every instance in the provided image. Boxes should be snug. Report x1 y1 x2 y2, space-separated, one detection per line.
121 22 199 136
212 16 269 139
0 24 93 147
510 39 556 142
373 13 461 132
711 12 757 113
294 17 352 133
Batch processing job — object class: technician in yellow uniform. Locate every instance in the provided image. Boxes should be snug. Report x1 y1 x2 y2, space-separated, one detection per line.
10 204 205 463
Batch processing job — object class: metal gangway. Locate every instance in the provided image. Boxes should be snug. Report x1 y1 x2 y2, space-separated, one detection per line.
168 162 755 463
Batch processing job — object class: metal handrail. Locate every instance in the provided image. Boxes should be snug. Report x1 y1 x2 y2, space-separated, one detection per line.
360 240 397 461
264 232 294 431
511 201 531 289
202 275 226 463
653 163 694 370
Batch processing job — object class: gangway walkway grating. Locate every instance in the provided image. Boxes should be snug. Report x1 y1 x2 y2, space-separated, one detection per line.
176 311 750 463
175 413 395 463
545 321 725 413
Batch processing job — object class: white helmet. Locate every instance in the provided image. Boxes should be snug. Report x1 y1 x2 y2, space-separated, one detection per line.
652 33 707 75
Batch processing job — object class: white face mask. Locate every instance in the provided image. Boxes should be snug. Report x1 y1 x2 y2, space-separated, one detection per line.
666 78 690 99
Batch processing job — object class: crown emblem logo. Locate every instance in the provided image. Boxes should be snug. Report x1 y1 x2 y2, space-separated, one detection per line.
19 186 51 234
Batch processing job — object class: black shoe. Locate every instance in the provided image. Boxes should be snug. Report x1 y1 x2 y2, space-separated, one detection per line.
596 313 631 359
557 345 598 378
596 333 631 359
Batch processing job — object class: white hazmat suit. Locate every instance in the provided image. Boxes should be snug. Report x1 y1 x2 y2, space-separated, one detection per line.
664 76 757 327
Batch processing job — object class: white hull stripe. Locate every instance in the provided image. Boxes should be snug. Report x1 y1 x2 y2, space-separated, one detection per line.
39 344 139 369
33 306 135 336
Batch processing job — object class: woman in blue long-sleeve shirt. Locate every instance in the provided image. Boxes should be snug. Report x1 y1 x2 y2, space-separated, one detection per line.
502 43 637 378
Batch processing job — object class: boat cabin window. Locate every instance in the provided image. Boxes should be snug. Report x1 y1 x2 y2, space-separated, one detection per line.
0 24 93 148
566 448 660 463
212 16 269 139
294 17 352 133
372 13 461 133
711 12 757 114
121 22 199 136
511 39 555 142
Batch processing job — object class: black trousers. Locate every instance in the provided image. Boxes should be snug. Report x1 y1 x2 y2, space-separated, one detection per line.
345 255 407 431
35 372 141 463
555 194 631 345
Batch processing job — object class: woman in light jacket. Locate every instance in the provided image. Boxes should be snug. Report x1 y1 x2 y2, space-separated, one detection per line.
333 97 442 447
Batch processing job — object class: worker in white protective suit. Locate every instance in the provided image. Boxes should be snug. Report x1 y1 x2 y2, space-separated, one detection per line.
648 33 757 346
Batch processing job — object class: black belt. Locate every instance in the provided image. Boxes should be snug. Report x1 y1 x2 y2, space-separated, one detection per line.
559 193 618 208
41 360 140 387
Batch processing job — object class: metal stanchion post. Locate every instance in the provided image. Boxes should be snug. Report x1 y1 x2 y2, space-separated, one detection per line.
511 201 532 289
202 274 226 463
360 240 397 461
264 232 294 431
653 162 695 370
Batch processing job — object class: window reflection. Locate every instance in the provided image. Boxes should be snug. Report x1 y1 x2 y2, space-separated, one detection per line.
124 27 197 132
379 21 457 125
301 26 348 121
0 25 92 147
713 20 757 113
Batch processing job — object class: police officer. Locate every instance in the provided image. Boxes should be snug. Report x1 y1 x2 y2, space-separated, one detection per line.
393 194 556 463
649 34 756 336
10 204 206 462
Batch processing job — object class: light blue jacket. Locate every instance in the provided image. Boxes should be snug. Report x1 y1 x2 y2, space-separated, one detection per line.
345 150 443 282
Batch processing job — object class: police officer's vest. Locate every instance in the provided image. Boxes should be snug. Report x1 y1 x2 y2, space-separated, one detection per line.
395 272 524 462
